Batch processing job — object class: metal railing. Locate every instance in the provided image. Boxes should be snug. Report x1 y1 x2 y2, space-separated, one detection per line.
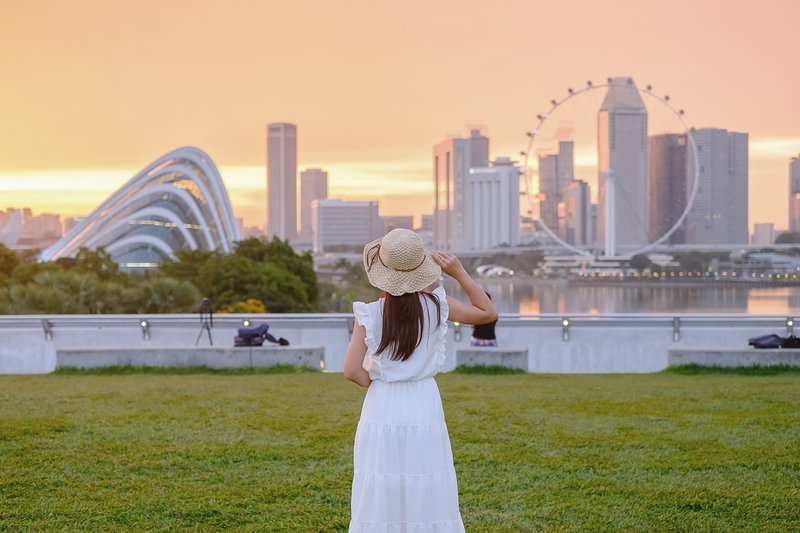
0 312 794 339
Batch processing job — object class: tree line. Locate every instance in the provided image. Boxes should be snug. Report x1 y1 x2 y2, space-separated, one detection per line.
0 238 365 315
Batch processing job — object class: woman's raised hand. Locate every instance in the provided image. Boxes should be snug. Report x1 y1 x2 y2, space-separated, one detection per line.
431 251 467 279
432 251 498 325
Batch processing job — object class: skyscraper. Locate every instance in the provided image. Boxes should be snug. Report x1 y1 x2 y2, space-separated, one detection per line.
685 128 749 245
465 157 520 250
267 123 297 241
538 140 574 231
563 180 590 247
433 129 489 251
648 134 688 244
789 157 800 233
597 77 648 254
299 168 328 243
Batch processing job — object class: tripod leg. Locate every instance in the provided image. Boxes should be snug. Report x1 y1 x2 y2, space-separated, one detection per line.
206 324 213 346
195 326 204 346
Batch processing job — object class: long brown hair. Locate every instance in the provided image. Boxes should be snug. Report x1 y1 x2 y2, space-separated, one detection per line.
375 291 441 361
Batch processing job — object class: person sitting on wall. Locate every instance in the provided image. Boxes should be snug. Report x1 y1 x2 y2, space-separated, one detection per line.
470 291 497 346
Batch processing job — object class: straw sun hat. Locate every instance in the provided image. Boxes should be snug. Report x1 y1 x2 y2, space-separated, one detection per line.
363 229 442 296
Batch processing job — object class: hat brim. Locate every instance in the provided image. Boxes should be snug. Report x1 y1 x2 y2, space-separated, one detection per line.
362 236 442 296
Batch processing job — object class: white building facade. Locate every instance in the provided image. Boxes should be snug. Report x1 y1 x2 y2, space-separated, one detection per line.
685 128 749 245
267 123 298 241
465 157 520 251
751 223 774 245
433 129 489 252
299 168 328 244
312 199 380 253
597 77 648 254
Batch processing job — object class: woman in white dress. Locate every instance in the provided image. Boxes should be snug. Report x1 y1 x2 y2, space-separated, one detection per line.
344 229 498 532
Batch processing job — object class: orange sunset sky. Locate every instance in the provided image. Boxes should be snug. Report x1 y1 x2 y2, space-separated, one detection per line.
1 0 798 231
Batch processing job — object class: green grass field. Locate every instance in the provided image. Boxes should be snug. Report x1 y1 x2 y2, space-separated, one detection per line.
1 369 799 532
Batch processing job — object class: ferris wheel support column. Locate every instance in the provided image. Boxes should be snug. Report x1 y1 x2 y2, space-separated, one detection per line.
604 168 616 257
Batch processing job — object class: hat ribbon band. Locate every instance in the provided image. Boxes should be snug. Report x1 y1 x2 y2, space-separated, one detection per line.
366 243 427 273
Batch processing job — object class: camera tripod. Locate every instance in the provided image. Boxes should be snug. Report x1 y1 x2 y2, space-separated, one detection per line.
195 298 214 346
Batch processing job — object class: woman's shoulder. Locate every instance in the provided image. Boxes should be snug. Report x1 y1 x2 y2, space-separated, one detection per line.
422 284 447 299
353 297 383 317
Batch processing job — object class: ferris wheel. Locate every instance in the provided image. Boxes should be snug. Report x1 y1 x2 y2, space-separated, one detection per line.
521 77 699 257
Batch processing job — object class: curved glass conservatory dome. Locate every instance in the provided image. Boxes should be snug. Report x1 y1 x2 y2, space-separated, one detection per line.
40 147 240 269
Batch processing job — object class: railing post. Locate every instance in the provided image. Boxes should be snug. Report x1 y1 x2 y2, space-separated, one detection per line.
140 320 150 341
41 319 53 341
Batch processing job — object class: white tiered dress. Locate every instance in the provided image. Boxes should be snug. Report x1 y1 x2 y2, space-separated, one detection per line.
350 286 465 533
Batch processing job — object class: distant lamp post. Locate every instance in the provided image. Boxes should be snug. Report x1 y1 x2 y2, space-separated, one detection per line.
140 320 150 341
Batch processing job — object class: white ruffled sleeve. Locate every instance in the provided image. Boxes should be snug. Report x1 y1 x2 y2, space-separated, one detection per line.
353 301 382 379
432 286 449 370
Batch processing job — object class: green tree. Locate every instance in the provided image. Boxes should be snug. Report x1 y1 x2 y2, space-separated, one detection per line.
483 249 544 276
673 251 705 272
776 232 800 244
73 247 124 282
0 244 19 280
0 286 10 313
8 271 99 314
196 253 313 313
130 277 202 313
629 253 652 273
159 249 216 285
11 260 63 285
233 237 319 305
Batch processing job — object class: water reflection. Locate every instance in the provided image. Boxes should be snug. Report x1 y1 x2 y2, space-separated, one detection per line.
446 280 800 314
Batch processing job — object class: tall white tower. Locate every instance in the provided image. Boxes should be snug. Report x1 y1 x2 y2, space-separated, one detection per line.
597 78 648 255
267 123 297 241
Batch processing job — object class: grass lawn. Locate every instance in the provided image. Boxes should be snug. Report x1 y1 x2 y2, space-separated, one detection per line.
1 369 799 532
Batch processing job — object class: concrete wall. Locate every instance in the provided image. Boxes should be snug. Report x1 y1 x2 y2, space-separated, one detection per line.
0 313 795 374
57 346 324 370
668 348 800 367
456 347 529 370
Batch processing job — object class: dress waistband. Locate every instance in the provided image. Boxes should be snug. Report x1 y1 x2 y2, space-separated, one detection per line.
371 375 437 386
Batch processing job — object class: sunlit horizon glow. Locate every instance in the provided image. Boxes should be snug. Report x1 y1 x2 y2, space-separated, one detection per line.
1 0 798 232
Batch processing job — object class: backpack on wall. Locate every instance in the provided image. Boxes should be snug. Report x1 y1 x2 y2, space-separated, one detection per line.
748 334 783 349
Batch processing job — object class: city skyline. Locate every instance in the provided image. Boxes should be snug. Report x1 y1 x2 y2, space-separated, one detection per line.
0 1 798 230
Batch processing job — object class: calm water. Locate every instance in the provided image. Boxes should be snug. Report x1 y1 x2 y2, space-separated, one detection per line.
446 280 800 315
